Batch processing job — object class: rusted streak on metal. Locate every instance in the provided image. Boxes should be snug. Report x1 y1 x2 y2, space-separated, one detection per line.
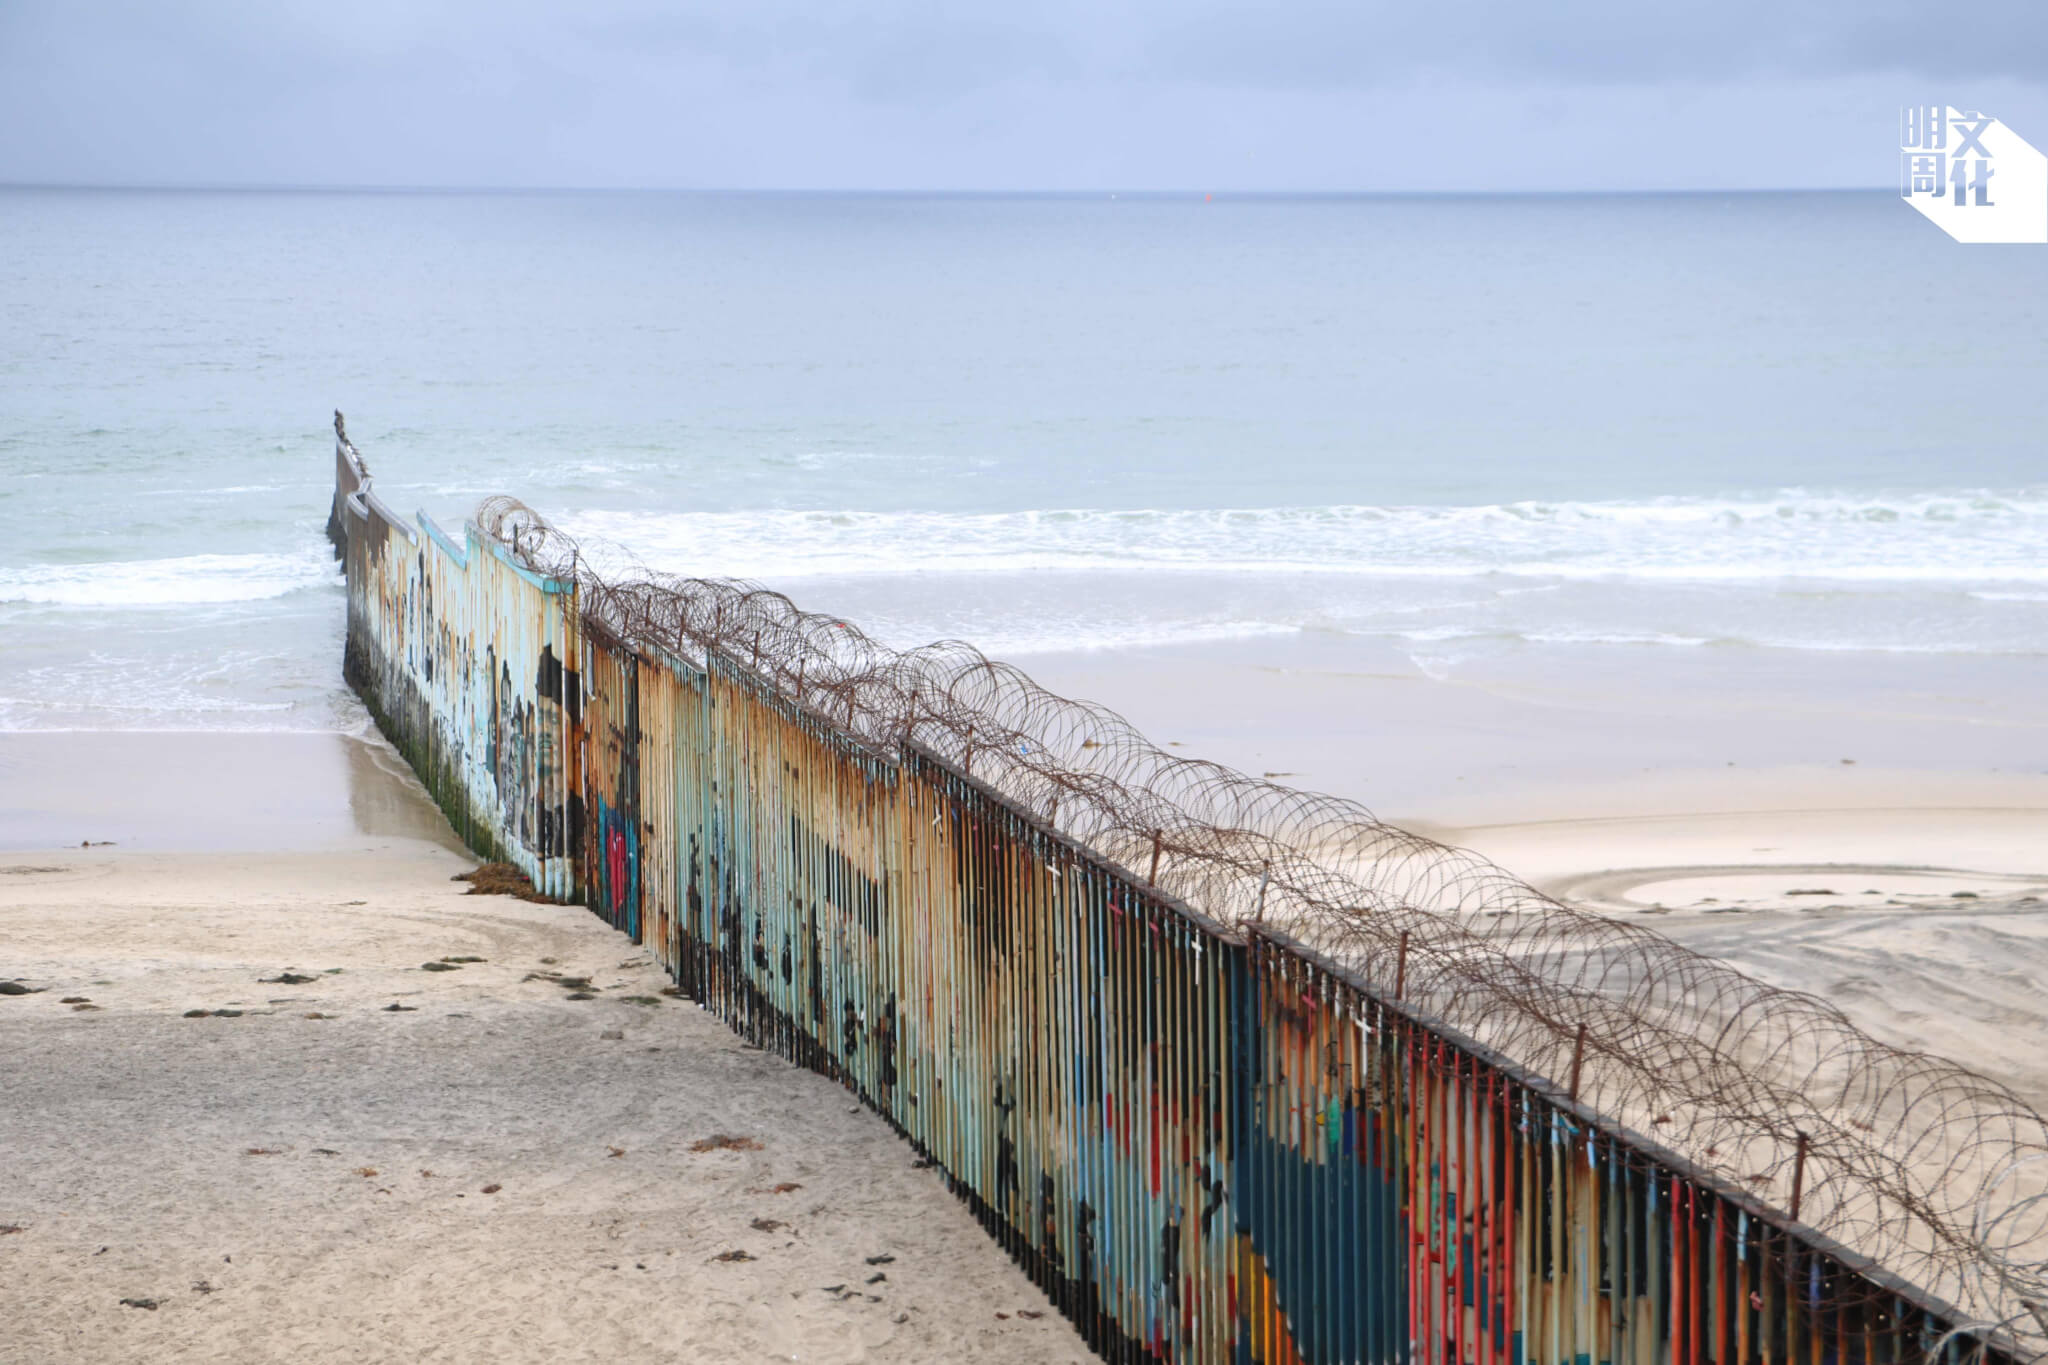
1793 1130 1811 1223
1568 1022 1588 1105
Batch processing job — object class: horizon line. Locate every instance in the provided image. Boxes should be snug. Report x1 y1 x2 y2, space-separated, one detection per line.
0 180 1898 198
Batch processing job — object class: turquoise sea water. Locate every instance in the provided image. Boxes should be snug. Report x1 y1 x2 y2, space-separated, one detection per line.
1 188 2043 731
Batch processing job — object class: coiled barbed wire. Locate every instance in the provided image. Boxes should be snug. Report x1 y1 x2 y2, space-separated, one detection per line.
476 492 2048 1355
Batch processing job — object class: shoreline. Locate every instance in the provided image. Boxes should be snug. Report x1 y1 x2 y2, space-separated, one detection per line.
6 639 2045 1355
0 730 464 854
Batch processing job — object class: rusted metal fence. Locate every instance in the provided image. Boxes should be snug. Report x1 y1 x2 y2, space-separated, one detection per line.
331 423 2025 1365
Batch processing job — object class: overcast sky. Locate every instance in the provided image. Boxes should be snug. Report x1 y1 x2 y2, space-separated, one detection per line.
3 1 2045 192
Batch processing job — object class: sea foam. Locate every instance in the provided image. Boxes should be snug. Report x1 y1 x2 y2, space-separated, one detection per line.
0 549 340 608
562 490 2048 585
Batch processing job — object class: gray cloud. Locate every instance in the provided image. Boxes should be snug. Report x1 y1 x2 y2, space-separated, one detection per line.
2 0 2045 189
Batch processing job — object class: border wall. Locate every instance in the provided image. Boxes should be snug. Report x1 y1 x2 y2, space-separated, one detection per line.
331 429 2019 1365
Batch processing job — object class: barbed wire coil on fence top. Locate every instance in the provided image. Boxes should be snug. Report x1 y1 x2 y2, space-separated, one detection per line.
468 492 2048 1357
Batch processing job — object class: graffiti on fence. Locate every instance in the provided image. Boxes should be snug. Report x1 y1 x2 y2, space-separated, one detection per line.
332 416 2038 1364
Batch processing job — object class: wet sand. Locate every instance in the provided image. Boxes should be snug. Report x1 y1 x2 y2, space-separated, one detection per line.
0 730 466 854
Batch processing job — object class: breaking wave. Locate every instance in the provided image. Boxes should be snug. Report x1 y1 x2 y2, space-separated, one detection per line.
563 490 2048 584
0 548 339 608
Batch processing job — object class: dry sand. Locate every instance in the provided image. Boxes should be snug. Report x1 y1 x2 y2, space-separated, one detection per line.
1442 797 2048 1109
0 846 1087 1364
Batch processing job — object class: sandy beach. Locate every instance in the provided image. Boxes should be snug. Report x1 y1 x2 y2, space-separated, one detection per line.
4 626 2045 1364
0 836 1086 1364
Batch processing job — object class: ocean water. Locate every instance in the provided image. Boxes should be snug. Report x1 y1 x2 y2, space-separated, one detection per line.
2 188 2044 734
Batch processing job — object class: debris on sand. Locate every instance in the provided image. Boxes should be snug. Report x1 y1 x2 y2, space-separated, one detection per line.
0 1224 25 1235
864 1254 895 1265
749 1218 784 1233
61 996 90 1003
420 962 461 972
711 1249 755 1263
481 1184 502 1195
452 863 565 903
0 982 41 996
382 1004 416 1012
690 1135 762 1153
441 956 486 964
259 972 317 985
119 1297 158 1311
244 1148 283 1156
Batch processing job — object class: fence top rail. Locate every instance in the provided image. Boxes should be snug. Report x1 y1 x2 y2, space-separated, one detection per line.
897 738 1246 947
697 643 1243 943
465 520 576 594
418 510 468 568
